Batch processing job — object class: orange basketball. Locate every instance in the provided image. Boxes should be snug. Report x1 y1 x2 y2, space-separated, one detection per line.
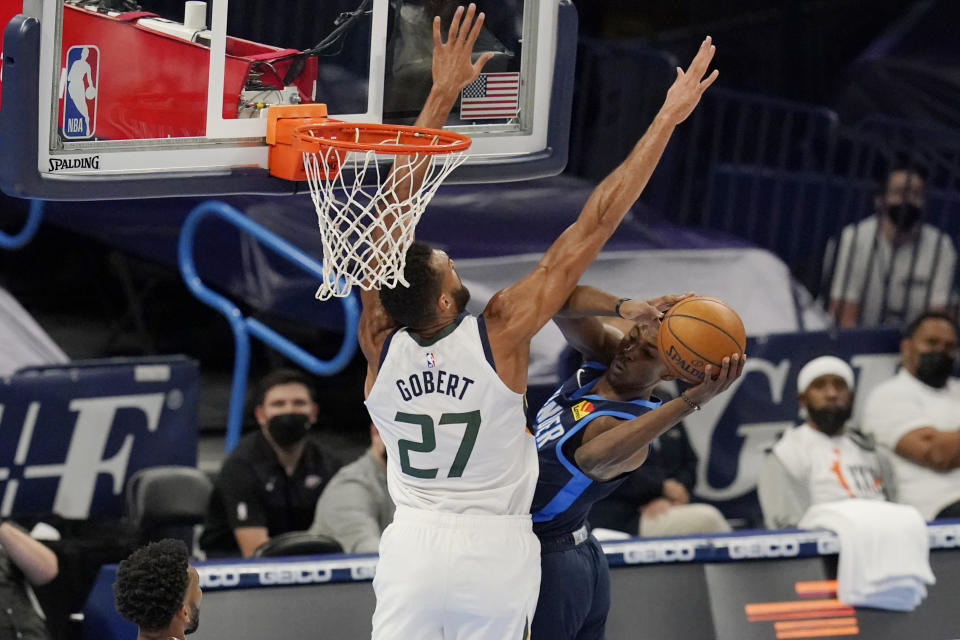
657 296 746 383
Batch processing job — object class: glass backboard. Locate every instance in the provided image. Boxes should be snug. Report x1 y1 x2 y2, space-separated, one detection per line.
0 0 575 200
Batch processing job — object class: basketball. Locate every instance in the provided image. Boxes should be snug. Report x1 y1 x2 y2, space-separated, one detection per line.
658 296 746 383
85 86 96 100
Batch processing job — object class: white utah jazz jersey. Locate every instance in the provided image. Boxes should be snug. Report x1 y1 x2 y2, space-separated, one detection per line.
365 315 538 515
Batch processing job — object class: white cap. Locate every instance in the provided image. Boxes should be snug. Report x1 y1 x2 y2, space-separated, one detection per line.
796 356 855 394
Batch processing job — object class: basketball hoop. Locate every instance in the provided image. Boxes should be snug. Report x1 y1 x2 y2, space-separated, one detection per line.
266 106 471 300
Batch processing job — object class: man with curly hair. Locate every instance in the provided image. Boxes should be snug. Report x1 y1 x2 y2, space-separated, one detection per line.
113 539 202 640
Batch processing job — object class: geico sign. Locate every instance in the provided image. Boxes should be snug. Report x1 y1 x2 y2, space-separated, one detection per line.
350 564 376 580
726 536 800 560
622 541 698 564
929 526 960 550
199 569 241 589
259 563 333 585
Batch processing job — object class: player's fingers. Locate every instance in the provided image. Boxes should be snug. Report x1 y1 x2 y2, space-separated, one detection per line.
717 356 731 381
724 354 739 381
699 69 720 92
717 354 741 389
448 5 465 43
457 4 477 45
465 9 486 47
687 36 715 77
700 364 714 384
432 15 442 49
473 51 496 74
665 292 695 309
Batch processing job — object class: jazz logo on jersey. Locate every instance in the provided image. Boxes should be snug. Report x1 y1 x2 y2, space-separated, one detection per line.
62 45 99 140
425 352 437 368
571 400 595 420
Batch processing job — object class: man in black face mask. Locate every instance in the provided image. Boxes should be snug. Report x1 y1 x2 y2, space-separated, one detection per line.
759 356 894 529
114 539 202 640
200 369 343 557
862 312 960 521
828 162 957 328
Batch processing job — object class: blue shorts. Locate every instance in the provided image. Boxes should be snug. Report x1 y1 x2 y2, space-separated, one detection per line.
531 533 610 640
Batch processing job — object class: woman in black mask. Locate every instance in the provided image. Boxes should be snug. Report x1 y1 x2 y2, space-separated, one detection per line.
758 356 894 529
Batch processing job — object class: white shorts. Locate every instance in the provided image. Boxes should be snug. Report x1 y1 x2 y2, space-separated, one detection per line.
372 506 541 640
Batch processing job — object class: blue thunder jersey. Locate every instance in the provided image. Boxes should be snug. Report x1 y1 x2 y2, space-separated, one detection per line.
530 362 662 537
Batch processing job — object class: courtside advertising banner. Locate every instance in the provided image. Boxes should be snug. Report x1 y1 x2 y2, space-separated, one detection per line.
0 357 198 519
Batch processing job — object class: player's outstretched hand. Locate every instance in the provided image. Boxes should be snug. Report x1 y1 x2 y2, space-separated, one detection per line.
618 293 694 334
684 352 745 407
645 292 694 315
432 4 496 96
660 36 719 125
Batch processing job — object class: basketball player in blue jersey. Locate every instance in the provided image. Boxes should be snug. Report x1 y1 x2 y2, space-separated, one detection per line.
358 6 719 636
529 285 744 640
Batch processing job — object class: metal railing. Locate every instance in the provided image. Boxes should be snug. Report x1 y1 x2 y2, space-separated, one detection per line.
569 40 960 328
178 200 359 452
0 199 43 250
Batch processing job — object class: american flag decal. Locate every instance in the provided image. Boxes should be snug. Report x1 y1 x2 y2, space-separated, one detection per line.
460 72 520 120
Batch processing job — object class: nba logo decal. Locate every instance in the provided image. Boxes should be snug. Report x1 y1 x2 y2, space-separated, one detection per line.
62 45 99 140
425 352 437 368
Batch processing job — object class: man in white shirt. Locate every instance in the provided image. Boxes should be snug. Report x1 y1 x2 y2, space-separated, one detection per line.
828 163 956 328
759 356 893 529
861 312 960 521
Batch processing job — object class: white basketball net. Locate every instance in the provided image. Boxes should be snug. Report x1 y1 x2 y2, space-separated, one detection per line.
302 136 468 300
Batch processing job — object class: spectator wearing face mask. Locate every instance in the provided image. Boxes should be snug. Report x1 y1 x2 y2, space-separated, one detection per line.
861 312 960 521
826 161 957 328
201 369 343 557
758 356 895 529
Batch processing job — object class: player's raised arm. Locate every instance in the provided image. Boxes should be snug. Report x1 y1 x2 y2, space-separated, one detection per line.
553 286 692 363
576 353 744 481
358 4 494 390
483 38 717 389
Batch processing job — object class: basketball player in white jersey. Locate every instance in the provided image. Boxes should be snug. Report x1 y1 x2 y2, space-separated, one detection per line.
359 7 719 637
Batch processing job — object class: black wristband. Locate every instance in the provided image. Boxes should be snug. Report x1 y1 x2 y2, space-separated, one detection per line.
614 298 630 318
679 391 701 411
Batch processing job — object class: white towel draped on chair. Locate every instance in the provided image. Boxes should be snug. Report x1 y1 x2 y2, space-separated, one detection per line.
799 499 935 611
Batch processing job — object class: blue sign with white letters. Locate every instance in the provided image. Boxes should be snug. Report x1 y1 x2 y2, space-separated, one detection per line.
0 357 198 519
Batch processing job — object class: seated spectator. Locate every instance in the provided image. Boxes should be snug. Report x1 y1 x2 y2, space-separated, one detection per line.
200 369 343 557
309 424 395 553
827 161 956 328
861 312 960 521
0 520 59 640
589 420 731 537
758 356 893 529
114 539 202 640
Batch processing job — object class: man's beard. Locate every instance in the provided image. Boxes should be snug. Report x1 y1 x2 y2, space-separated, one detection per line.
185 603 200 635
807 405 852 436
453 284 471 313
